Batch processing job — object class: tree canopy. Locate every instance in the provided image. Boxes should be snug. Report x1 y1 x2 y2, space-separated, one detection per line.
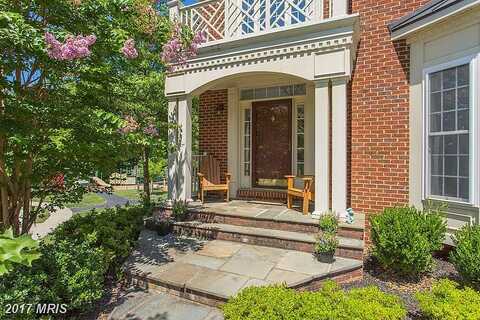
0 0 198 234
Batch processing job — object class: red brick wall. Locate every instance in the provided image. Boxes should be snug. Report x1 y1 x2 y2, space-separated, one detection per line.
350 0 429 240
198 89 228 182
323 0 330 18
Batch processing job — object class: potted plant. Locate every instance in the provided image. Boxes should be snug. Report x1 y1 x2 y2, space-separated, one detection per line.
315 232 338 263
172 200 188 222
153 209 173 236
318 212 339 233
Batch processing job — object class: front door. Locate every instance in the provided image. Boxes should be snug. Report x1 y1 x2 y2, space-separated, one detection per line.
252 99 292 188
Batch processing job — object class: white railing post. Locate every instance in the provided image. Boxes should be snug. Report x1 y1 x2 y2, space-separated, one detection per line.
331 0 348 17
168 0 180 21
313 0 323 21
225 0 231 39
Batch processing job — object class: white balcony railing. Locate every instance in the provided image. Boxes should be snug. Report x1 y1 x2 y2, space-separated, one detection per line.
176 0 321 42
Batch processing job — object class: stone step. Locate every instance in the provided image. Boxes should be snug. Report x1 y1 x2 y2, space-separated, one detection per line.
124 230 363 307
173 222 364 260
187 209 365 240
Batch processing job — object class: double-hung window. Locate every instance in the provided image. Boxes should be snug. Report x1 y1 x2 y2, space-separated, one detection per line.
425 58 476 203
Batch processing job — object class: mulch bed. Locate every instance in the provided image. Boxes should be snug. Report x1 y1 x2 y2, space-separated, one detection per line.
342 254 460 320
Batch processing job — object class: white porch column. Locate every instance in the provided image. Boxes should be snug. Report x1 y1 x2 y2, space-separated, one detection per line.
331 0 348 17
167 98 178 201
167 95 193 202
227 88 239 197
331 77 348 215
313 80 330 217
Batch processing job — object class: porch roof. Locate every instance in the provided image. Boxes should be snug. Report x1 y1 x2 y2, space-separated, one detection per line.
389 0 480 40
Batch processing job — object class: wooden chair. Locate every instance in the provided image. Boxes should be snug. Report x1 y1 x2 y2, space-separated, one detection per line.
90 176 113 193
197 155 231 203
285 175 314 214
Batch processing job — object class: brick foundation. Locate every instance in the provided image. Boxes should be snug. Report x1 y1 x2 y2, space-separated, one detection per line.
187 210 365 240
173 223 364 260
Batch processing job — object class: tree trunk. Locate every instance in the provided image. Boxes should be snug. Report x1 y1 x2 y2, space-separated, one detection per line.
21 156 33 234
143 146 151 205
0 67 8 229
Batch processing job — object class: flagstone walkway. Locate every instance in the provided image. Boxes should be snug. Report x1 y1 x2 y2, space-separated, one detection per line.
124 230 362 303
108 289 223 320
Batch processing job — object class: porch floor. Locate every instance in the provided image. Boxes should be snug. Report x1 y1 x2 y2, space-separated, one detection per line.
188 200 365 231
124 230 362 303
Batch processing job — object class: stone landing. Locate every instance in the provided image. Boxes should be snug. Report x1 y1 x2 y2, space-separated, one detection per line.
124 230 363 307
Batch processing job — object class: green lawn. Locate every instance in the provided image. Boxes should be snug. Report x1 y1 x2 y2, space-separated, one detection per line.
113 189 167 202
66 192 106 208
113 189 140 200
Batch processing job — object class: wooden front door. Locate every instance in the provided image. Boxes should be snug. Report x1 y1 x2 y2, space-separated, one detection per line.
252 99 292 188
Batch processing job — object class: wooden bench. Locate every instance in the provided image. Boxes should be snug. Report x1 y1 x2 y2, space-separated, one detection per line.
285 175 314 214
198 155 231 203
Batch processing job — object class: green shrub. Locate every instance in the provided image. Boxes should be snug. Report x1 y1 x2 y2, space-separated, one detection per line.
53 206 144 262
222 285 300 320
416 279 480 320
370 206 446 276
318 213 339 233
0 266 55 320
450 224 480 287
344 286 407 320
0 239 108 318
223 281 406 320
0 206 145 319
0 228 40 276
41 238 109 310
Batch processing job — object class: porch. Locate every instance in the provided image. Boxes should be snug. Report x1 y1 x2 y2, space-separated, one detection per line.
167 73 355 216
165 0 360 216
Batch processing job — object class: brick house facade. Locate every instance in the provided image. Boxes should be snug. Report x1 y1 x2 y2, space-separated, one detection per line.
350 0 430 239
167 0 480 243
196 0 431 238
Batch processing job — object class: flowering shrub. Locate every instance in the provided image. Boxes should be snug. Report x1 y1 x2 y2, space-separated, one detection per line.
119 115 140 134
122 38 138 59
45 32 96 60
162 23 206 70
49 173 65 190
143 123 159 136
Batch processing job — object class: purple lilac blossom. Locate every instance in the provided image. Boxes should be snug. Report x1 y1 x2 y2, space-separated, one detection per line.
45 32 96 61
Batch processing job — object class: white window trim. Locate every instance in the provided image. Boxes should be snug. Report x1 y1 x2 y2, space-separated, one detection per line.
239 103 252 188
294 99 306 176
422 53 479 205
